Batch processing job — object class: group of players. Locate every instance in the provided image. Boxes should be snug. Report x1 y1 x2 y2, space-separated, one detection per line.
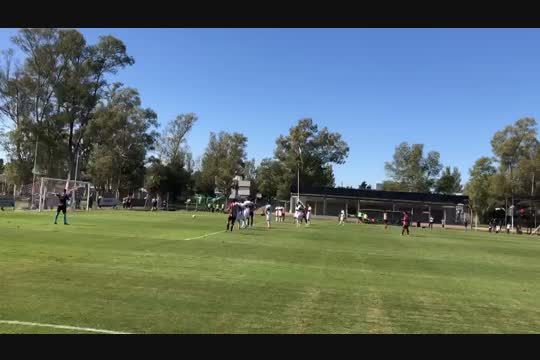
226 200 258 231
293 203 312 226
225 200 314 231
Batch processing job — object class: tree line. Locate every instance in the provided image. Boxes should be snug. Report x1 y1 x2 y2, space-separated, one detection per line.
0 29 350 202
0 29 538 223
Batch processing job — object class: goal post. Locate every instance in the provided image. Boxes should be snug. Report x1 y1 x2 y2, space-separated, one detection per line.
38 177 92 212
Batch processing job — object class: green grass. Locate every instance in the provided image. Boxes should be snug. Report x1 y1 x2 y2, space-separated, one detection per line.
0 210 539 333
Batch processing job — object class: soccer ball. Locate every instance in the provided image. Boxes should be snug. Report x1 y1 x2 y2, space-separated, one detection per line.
192 214 196 218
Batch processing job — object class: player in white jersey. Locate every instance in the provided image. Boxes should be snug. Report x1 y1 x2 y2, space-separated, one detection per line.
306 204 312 225
339 210 345 225
243 205 250 228
383 211 389 230
295 204 303 227
235 203 245 229
265 204 272 228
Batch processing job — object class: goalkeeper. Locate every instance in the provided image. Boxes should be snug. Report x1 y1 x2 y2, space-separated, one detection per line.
54 188 71 225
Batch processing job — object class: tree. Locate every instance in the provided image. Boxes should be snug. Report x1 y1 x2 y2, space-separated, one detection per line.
158 113 198 164
255 158 287 200
274 118 349 196
147 113 198 200
0 158 4 174
145 156 192 202
384 142 442 192
200 132 248 199
359 181 372 190
0 28 134 184
85 84 158 193
0 48 43 184
464 157 496 222
491 118 538 201
435 166 462 194
381 180 407 191
515 145 540 199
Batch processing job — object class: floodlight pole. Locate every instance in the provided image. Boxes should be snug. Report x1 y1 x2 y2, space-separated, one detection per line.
73 139 83 210
297 146 301 207
297 163 300 202
510 205 514 231
31 136 39 209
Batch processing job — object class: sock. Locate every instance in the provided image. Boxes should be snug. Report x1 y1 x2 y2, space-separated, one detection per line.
54 213 59 223
64 213 68 224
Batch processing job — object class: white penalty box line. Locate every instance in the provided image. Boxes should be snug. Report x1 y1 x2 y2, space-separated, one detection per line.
0 320 131 334
182 230 226 241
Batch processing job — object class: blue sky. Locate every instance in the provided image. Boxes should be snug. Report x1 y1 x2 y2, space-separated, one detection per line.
1 28 540 187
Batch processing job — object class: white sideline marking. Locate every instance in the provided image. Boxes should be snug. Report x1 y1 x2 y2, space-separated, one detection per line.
182 230 226 241
0 320 131 334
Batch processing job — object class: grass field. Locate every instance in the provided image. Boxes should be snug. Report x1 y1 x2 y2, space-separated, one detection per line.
0 210 539 334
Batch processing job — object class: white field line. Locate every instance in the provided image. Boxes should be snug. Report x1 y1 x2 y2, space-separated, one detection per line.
182 230 226 241
0 320 131 334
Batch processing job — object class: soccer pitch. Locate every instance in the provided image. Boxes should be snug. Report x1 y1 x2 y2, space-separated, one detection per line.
0 210 539 334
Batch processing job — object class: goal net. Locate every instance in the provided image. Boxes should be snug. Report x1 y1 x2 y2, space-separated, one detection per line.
38 177 92 212
12 183 39 210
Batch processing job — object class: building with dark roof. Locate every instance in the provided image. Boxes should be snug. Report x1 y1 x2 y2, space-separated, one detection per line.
290 186 470 225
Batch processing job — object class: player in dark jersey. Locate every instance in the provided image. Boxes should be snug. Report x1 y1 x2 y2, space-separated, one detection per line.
401 211 410 236
54 189 71 225
226 201 237 231
249 202 255 227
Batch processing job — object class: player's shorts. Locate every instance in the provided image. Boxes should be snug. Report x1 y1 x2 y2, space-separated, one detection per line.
383 219 388 224
57 205 66 214
402 223 409 229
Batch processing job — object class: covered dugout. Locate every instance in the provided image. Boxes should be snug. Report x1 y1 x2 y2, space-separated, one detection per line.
290 186 470 226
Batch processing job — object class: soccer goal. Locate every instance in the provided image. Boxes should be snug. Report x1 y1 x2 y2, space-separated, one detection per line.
38 177 92 212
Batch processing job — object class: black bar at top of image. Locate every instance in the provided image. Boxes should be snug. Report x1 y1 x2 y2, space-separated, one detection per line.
3 2 540 28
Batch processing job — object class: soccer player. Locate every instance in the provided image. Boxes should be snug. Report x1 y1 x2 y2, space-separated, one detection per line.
243 203 250 229
306 204 312 225
401 211 410 236
248 203 255 227
428 215 434 230
151 198 158 211
226 201 237 231
339 209 345 226
54 188 71 225
265 204 272 228
295 204 303 227
235 202 244 229
383 211 389 230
